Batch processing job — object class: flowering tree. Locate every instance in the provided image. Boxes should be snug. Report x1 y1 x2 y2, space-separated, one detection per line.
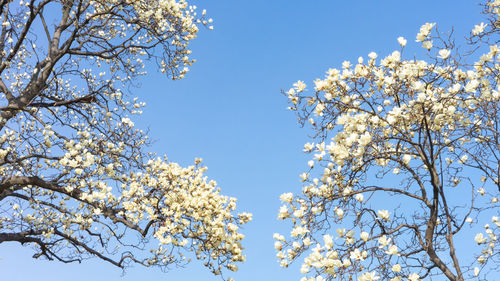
275 2 499 281
0 0 251 278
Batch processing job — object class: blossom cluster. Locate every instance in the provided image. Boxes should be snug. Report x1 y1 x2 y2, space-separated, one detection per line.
0 0 250 278
277 3 500 280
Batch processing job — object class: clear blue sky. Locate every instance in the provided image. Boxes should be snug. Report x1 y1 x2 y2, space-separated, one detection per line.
0 1 486 280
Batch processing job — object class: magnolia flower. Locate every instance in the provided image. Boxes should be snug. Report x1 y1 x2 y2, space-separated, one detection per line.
355 193 364 203
335 208 345 219
416 22 435 42
402 154 411 165
358 271 380 281
359 132 372 146
360 231 370 242
392 264 401 272
378 209 390 221
478 188 486 196
293 80 306 92
416 32 426 42
474 267 480 277
397 37 407 47
303 237 311 246
438 49 451 59
121 117 134 127
336 228 346 237
378 235 391 248
303 142 314 152
385 244 400 255
314 103 325 116
387 115 396 125
278 205 289 220
280 192 293 203
368 52 377 60
422 40 433 50
273 233 285 241
323 234 334 249
408 273 420 281
465 79 479 93
343 186 353 196
475 233 487 244
472 22 487 35
293 209 304 218
350 248 365 261
459 155 468 164
290 226 309 237
420 23 435 36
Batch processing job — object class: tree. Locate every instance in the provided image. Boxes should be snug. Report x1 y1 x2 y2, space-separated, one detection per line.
275 2 499 281
0 0 251 278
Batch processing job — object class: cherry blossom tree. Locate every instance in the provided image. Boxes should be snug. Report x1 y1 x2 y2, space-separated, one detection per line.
275 1 499 281
0 0 251 279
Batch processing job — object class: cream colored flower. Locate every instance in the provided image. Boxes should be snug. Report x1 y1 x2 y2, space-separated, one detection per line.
422 40 433 50
397 37 407 47
402 154 411 165
472 22 487 35
474 266 480 276
358 271 380 281
378 209 390 221
475 233 487 244
360 231 370 242
355 193 364 203
408 273 420 281
438 49 451 59
392 264 401 272
280 192 293 203
378 235 391 248
385 244 400 255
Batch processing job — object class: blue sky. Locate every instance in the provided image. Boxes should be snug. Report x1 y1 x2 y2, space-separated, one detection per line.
0 1 488 280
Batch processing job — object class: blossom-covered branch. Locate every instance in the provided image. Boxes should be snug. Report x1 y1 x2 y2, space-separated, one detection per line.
276 1 499 281
0 1 250 279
